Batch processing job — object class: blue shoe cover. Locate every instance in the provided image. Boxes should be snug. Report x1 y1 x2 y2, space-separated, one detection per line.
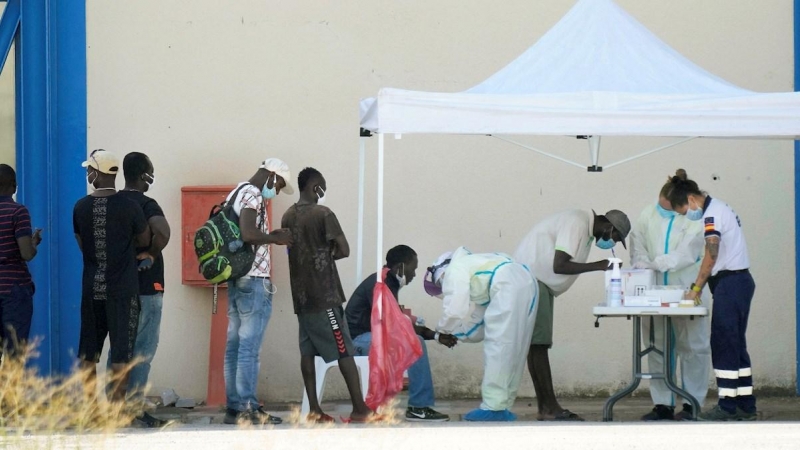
464 408 517 422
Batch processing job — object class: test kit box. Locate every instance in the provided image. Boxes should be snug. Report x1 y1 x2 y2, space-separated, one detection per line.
604 269 655 299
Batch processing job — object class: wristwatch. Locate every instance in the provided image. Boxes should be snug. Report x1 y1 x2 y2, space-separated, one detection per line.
690 283 702 293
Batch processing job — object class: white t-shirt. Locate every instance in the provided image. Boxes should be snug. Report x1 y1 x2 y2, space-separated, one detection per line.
227 182 270 278
702 196 750 276
513 210 595 296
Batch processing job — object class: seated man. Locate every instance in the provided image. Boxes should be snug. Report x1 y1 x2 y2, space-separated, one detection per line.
345 245 454 422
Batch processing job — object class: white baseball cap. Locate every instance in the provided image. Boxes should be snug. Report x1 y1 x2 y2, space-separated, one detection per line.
81 149 120 175
260 158 294 195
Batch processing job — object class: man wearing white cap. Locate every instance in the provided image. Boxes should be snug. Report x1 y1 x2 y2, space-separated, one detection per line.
222 158 294 426
74 149 149 403
514 209 631 421
424 246 539 422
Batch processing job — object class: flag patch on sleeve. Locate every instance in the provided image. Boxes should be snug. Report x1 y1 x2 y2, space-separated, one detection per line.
704 217 719 237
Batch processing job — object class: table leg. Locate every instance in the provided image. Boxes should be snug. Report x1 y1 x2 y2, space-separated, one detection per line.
661 316 700 420
603 316 643 421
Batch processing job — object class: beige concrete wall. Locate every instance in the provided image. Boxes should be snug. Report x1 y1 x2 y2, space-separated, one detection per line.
86 0 796 402
0 5 14 167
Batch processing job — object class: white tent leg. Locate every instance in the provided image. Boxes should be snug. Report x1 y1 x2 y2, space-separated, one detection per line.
376 133 385 316
356 137 366 285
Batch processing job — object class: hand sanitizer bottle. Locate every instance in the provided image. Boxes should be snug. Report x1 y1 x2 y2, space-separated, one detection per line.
607 258 623 307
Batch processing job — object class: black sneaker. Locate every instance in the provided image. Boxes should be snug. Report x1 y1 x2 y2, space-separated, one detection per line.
735 407 757 421
223 408 247 425
697 405 738 422
250 407 283 425
641 404 674 421
405 407 450 422
132 412 172 428
673 404 694 421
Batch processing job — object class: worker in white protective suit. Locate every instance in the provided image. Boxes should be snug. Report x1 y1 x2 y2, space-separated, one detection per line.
424 247 538 422
630 174 711 421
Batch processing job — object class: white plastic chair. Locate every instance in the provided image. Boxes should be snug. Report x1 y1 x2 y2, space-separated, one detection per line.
300 355 370 416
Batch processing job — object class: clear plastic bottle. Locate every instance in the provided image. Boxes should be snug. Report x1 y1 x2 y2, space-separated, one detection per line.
606 258 623 307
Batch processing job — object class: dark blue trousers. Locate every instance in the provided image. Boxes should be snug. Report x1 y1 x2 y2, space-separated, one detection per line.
0 283 34 358
709 271 756 413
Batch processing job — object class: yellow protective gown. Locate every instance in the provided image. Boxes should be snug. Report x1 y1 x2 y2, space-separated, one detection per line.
630 204 711 407
436 247 538 411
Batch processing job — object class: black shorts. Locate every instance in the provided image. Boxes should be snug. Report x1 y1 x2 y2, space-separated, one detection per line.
298 306 354 363
78 294 140 364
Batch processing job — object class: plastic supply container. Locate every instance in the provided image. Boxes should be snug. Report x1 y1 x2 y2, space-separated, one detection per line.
623 296 661 307
644 286 685 304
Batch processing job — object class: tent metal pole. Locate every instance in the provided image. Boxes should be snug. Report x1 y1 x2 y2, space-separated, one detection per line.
356 136 366 285
603 137 698 170
376 133 385 317
493 135 585 169
589 136 601 166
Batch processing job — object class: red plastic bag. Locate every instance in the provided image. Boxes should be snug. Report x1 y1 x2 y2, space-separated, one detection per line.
365 268 423 410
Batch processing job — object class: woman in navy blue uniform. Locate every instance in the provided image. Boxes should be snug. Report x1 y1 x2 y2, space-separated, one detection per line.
664 169 756 421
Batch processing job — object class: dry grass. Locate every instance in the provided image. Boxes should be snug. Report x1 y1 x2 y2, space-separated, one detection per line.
0 341 144 446
282 397 402 429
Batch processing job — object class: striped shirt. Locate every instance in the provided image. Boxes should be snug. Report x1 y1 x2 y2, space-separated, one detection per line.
227 183 271 277
0 196 33 295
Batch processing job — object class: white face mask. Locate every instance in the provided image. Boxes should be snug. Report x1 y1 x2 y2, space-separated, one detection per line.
316 186 327 206
394 263 407 288
87 171 98 189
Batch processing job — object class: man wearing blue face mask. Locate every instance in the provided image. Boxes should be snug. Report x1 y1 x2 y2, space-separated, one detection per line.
630 169 710 421
222 157 293 426
514 208 630 421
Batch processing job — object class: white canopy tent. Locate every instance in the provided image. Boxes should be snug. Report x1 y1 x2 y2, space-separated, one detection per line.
356 0 800 280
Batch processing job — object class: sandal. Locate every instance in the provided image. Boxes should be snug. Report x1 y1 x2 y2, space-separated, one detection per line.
538 409 585 422
306 413 335 423
340 413 385 424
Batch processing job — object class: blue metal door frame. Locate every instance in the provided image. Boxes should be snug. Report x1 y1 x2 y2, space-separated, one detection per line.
795 0 800 396
0 0 85 375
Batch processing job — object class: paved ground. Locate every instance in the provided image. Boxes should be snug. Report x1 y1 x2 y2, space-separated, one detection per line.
6 396 800 449
155 394 800 424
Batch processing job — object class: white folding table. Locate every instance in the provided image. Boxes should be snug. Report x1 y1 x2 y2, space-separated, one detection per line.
592 305 709 422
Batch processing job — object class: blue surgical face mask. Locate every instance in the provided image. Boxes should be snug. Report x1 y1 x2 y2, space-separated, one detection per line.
686 205 704 221
656 203 676 219
262 174 277 199
595 227 616 250
596 237 616 250
685 198 703 221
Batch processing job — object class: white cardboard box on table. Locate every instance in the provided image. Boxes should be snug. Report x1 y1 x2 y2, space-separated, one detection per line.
622 296 662 307
604 269 656 301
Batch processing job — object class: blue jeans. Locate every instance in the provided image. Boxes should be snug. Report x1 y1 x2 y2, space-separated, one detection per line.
105 293 163 399
128 293 163 399
225 277 272 412
352 332 435 408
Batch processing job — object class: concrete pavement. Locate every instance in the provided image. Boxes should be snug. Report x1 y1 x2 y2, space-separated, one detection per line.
154 394 800 424
7 396 800 449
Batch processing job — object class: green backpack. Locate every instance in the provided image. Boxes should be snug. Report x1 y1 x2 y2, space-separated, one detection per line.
194 184 256 284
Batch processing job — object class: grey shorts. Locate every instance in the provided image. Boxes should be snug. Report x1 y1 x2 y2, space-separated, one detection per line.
297 306 355 363
531 281 555 347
